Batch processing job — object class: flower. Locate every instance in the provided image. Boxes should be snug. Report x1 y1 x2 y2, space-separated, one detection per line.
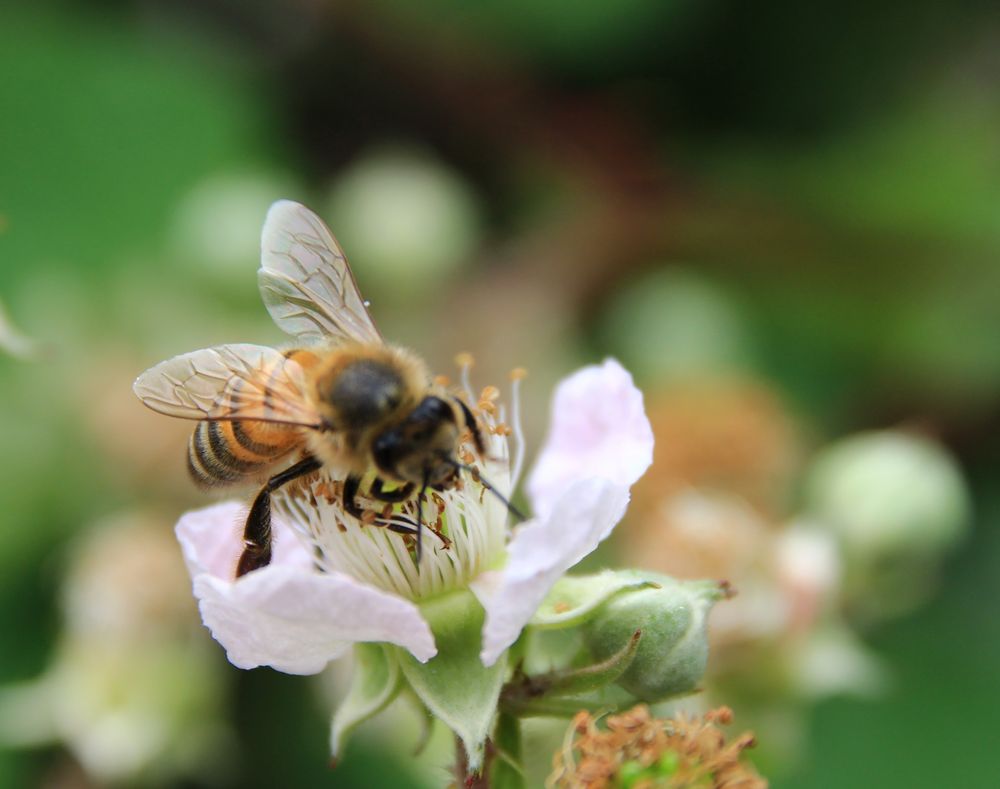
176 357 653 676
547 704 766 789
0 513 231 785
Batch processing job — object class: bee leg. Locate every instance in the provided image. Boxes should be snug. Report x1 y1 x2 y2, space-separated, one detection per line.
414 472 430 563
342 475 366 520
237 455 322 578
381 521 419 537
453 396 486 455
370 478 415 503
345 476 433 552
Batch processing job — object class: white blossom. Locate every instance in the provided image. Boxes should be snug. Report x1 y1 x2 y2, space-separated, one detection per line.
176 358 653 672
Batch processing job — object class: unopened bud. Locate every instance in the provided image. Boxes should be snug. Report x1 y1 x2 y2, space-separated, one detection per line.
805 430 969 558
803 430 970 616
582 572 727 701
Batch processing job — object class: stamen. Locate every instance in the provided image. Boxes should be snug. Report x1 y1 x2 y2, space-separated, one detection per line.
455 352 475 402
509 368 527 489
271 357 525 601
444 458 526 522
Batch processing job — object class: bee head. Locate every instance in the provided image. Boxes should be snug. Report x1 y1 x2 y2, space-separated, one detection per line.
373 396 459 487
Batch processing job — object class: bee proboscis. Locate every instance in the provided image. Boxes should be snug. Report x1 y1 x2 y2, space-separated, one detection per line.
134 201 518 577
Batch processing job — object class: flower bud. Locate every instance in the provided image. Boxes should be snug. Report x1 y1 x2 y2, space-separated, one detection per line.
803 430 970 616
171 171 299 278
598 268 753 385
582 572 727 701
325 147 481 297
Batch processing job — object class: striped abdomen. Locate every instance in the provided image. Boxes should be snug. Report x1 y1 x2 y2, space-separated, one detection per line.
187 419 299 488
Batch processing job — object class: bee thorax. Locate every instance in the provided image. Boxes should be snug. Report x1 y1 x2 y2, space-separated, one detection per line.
318 358 405 428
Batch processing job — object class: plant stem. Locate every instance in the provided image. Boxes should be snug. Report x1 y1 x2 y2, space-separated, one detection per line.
455 735 493 788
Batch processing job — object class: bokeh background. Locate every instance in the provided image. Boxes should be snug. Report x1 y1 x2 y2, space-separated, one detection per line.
2 1 999 786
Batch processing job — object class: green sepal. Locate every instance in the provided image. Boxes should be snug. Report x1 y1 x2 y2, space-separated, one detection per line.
503 630 642 718
330 643 402 761
396 590 507 773
503 683 638 719
397 685 436 757
530 571 657 629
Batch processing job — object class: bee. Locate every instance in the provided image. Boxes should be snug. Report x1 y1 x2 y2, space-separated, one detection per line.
134 201 518 577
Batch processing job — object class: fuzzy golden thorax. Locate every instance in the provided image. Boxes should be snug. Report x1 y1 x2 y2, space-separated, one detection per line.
299 342 441 478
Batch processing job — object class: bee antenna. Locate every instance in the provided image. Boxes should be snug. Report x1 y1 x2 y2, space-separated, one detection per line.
444 457 526 522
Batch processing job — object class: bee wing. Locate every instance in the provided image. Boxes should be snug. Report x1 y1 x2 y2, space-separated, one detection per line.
258 200 383 345
133 343 322 426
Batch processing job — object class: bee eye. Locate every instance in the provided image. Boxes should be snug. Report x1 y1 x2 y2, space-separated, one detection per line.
415 396 453 423
373 430 403 473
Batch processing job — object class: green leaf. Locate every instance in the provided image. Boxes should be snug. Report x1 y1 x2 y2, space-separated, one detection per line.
397 591 507 772
330 643 401 761
530 571 656 629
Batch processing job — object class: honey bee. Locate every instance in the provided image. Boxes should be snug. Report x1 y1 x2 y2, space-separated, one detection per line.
134 200 516 577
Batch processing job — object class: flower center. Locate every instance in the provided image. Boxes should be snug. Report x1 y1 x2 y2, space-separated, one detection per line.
274 361 526 601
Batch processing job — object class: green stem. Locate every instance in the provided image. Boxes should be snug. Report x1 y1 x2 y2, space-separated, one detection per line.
455 734 492 788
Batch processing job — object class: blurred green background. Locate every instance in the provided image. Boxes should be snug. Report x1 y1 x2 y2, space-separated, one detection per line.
2 1 999 786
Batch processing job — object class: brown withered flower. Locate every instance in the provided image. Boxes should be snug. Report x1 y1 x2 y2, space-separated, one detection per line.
548 704 767 789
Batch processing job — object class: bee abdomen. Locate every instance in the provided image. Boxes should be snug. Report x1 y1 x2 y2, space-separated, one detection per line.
187 420 293 488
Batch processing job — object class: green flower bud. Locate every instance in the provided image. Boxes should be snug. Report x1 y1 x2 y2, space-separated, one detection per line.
599 269 753 385
171 171 300 278
803 430 970 616
325 147 481 296
583 573 727 702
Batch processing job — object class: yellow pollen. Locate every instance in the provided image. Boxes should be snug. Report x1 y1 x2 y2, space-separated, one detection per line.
454 352 475 369
480 385 500 401
433 374 451 388
509 367 528 381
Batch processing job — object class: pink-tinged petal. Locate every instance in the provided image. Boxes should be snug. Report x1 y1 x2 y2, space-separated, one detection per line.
527 359 653 519
176 502 436 672
194 566 437 674
473 478 630 666
176 501 313 581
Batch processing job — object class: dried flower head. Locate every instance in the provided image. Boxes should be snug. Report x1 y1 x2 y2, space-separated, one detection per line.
630 382 800 522
548 705 766 789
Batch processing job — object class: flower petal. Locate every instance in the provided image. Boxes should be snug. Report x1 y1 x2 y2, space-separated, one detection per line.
527 358 652 519
472 478 630 666
176 502 436 673
175 501 312 580
194 566 437 674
